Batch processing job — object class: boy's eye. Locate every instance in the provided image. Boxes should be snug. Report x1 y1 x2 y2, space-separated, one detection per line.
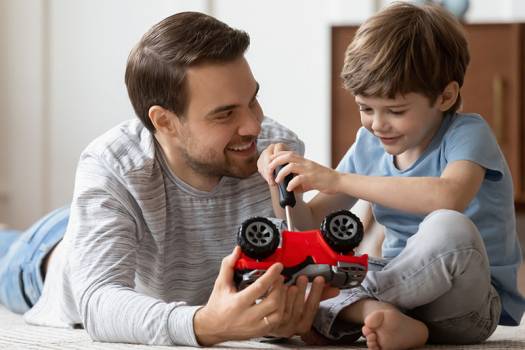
389 110 406 115
358 107 373 114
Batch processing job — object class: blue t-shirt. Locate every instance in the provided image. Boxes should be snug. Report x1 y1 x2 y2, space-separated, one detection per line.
337 112 524 326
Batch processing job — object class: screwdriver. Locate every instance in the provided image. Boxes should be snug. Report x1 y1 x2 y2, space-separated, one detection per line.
274 164 296 230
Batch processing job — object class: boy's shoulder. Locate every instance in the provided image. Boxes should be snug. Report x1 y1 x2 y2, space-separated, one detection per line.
445 112 493 138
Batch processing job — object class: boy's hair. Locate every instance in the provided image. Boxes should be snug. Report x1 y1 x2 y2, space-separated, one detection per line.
125 12 250 132
341 2 470 113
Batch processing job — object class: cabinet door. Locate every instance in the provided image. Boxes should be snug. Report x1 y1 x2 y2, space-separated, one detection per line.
331 26 360 167
462 24 524 202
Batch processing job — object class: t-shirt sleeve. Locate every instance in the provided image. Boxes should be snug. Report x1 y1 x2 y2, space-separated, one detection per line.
444 115 505 181
335 127 364 174
257 116 305 156
68 152 200 346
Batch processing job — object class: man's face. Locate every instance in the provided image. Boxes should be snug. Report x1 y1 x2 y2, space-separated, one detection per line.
175 56 263 180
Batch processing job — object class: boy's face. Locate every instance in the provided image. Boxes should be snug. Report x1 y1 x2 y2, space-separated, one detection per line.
172 56 263 181
356 92 443 165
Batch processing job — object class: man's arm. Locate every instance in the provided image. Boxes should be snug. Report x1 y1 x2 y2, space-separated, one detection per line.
69 155 201 346
69 154 291 346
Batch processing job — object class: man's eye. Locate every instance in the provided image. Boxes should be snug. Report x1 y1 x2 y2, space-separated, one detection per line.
217 110 233 120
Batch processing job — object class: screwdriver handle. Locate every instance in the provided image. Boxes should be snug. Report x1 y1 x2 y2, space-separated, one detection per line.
274 164 296 208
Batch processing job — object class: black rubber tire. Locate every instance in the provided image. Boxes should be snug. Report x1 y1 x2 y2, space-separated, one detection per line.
320 209 364 254
237 217 280 259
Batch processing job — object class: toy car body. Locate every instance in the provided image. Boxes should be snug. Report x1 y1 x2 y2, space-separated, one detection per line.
234 210 368 290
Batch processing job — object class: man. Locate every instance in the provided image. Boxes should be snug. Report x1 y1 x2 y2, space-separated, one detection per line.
0 12 331 346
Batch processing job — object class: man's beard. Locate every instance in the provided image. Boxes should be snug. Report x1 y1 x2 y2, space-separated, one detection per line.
181 146 259 179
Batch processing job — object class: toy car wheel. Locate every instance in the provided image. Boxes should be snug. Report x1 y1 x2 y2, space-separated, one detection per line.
237 217 280 259
320 210 364 254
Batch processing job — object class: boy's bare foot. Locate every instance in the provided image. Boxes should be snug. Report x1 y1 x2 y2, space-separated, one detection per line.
362 309 428 350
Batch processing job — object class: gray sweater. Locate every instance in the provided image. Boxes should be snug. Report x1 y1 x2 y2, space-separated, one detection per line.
24 117 304 346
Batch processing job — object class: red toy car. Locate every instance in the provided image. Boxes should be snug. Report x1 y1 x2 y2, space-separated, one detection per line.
234 209 368 290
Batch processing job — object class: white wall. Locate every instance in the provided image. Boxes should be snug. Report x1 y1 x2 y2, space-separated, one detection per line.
0 0 7 223
47 0 208 212
2 0 525 228
3 1 46 228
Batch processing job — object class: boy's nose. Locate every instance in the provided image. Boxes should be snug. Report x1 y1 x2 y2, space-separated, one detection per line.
371 114 389 133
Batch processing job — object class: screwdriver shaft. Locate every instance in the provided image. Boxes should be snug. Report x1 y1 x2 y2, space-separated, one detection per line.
285 206 294 231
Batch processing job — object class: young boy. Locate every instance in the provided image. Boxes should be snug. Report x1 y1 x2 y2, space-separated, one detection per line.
259 2 524 349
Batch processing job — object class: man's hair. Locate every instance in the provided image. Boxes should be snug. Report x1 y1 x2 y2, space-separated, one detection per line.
125 12 250 132
341 2 470 113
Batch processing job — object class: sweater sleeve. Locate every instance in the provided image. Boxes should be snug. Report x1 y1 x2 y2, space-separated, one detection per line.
68 153 200 346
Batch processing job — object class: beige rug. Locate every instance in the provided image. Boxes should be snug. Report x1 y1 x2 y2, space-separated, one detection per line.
0 305 523 349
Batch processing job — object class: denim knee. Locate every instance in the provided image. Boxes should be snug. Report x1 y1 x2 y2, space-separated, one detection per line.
417 209 486 256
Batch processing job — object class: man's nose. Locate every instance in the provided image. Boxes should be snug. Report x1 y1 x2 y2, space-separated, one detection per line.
238 109 262 136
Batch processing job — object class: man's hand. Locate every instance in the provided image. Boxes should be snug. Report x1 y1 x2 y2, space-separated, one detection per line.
193 246 286 346
257 143 289 186
268 275 340 338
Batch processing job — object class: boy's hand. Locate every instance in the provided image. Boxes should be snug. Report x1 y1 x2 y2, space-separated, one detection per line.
194 246 286 346
257 143 289 186
270 152 341 194
268 275 340 338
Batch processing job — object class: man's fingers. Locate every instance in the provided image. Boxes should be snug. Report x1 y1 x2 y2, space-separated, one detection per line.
321 286 340 300
282 285 298 322
296 276 325 333
215 246 241 288
238 263 283 303
300 329 332 346
290 276 307 319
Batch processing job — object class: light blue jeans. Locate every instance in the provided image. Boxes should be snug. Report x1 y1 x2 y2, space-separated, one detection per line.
316 209 501 344
0 207 69 314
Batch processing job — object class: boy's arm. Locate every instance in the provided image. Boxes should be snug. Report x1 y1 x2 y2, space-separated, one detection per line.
334 160 485 214
271 149 485 215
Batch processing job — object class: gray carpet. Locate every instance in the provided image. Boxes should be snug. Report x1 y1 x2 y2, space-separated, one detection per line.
0 306 523 349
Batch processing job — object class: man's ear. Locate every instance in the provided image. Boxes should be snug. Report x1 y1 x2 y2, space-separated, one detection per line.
149 106 179 134
437 81 460 112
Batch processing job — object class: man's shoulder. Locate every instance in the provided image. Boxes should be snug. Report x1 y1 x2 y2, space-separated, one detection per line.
80 119 156 175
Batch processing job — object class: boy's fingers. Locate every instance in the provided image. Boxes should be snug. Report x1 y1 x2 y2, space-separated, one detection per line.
287 175 306 193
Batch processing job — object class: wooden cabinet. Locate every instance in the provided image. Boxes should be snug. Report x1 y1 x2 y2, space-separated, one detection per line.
331 24 525 203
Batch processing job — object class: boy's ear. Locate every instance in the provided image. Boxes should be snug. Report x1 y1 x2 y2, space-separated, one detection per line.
148 106 180 135
437 81 460 111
